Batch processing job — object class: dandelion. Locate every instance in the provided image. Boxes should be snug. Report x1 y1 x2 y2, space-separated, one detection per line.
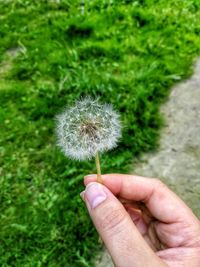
56 97 121 183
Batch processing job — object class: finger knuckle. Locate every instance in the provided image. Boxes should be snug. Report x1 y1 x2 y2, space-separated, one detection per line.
100 207 126 234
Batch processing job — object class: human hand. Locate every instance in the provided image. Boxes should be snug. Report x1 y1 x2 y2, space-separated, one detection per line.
81 174 200 267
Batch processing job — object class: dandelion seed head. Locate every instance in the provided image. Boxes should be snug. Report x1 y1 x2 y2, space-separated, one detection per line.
56 97 121 160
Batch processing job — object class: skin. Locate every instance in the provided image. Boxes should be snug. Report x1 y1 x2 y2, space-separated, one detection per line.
81 174 200 267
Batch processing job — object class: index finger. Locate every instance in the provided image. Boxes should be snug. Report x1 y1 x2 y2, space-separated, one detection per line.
84 174 196 224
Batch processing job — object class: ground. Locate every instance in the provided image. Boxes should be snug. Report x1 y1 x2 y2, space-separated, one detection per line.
95 58 200 267
1 1 200 266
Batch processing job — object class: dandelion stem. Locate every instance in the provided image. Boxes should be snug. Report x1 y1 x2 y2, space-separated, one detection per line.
95 152 102 183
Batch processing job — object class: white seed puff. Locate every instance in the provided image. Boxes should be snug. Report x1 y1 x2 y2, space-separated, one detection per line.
56 97 121 160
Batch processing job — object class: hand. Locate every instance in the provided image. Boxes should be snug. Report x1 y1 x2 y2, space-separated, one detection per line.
81 174 200 267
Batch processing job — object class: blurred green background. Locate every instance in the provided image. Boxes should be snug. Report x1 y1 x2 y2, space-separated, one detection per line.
0 0 200 266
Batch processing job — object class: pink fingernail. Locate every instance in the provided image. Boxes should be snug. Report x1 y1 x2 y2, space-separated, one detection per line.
85 183 107 209
84 174 96 178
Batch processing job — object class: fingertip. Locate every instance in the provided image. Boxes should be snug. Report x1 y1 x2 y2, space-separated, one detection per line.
80 190 85 201
84 174 117 186
84 174 97 185
84 173 124 194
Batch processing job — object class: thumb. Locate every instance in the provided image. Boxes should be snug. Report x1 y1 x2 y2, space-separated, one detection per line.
81 182 165 267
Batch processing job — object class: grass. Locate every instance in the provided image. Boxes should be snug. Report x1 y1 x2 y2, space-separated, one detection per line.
0 0 200 266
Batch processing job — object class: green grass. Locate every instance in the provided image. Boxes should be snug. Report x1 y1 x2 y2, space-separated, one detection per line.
0 0 200 266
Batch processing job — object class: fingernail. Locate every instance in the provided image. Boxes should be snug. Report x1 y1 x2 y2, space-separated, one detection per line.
85 183 107 209
80 191 85 201
85 174 96 178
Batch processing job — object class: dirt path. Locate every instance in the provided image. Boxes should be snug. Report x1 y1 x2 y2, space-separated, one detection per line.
95 59 200 267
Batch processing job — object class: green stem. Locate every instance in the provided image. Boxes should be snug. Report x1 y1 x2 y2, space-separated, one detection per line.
95 152 102 183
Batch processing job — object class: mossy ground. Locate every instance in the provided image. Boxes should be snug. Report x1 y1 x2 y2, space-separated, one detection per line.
0 1 200 266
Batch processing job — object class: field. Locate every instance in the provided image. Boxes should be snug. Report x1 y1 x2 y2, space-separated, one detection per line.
0 0 200 266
